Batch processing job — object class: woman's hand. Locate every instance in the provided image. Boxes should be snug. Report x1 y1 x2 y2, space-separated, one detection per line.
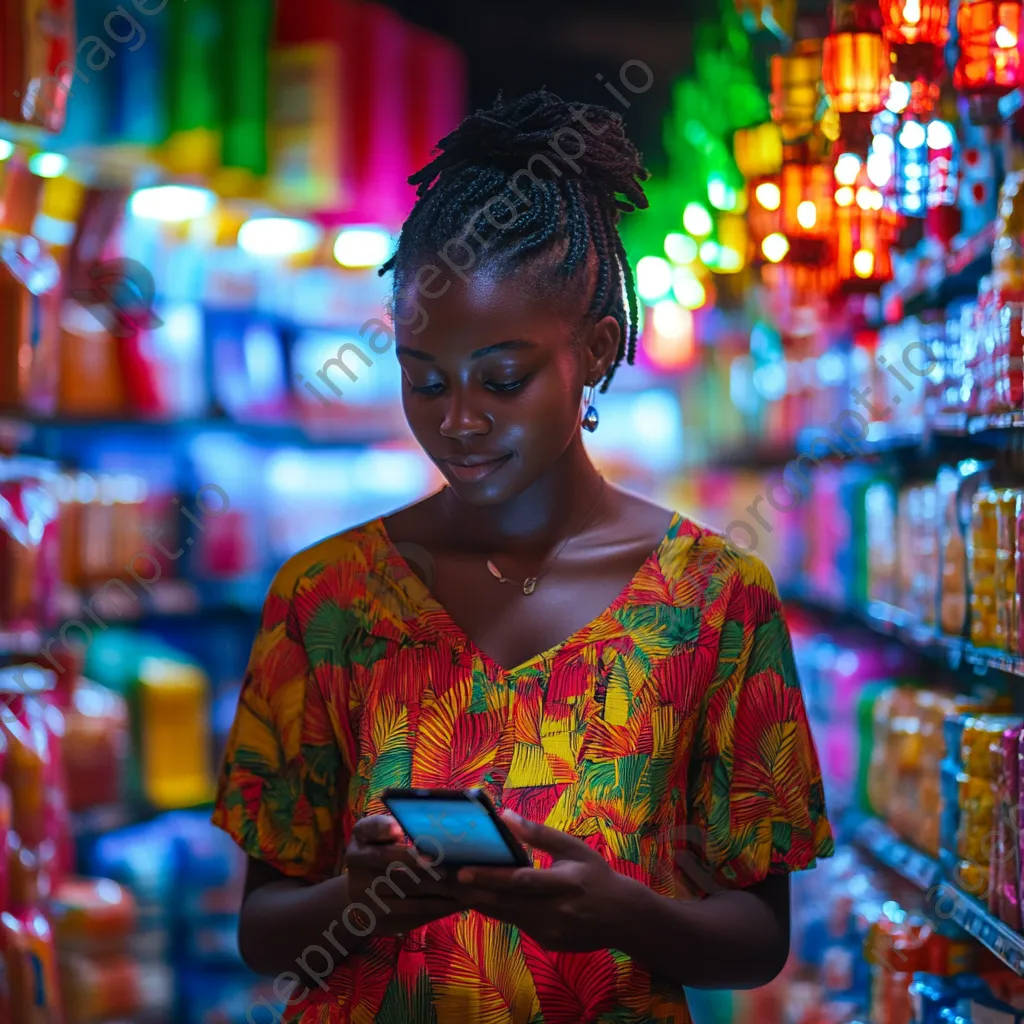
344 815 463 937
454 812 627 953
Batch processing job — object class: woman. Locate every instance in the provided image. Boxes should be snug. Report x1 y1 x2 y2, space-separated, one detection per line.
212 91 834 1024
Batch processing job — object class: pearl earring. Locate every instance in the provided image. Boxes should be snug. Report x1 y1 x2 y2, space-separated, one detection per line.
581 383 599 432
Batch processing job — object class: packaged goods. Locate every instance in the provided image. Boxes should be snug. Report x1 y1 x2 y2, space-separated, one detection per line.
993 725 1023 927
897 482 940 624
0 457 61 639
50 878 136 957
939 467 967 637
0 842 62 1024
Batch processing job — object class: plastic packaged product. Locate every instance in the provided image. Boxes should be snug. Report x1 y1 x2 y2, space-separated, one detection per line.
58 953 144 1024
0 458 61 639
0 842 62 1024
992 725 1024 926
970 489 1001 649
59 677 129 813
50 878 136 957
939 468 967 637
1 693 51 849
136 657 215 810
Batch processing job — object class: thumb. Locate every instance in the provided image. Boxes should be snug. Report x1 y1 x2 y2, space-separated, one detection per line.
502 811 590 858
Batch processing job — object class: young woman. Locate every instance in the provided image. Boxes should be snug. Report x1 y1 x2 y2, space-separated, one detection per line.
212 91 834 1024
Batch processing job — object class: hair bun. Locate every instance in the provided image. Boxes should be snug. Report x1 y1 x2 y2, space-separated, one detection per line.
436 91 620 180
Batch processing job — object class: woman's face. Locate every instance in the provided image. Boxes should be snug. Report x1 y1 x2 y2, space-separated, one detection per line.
394 264 618 505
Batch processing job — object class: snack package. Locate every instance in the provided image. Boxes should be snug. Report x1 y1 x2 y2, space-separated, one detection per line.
992 725 1023 928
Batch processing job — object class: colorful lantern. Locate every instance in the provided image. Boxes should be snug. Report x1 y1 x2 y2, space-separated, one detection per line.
880 0 951 83
748 173 783 256
780 159 835 264
734 122 784 180
954 0 1024 122
822 31 892 151
835 169 900 291
771 39 824 144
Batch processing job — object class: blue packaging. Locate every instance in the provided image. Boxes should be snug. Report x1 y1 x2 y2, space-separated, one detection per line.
910 973 994 1024
944 714 971 768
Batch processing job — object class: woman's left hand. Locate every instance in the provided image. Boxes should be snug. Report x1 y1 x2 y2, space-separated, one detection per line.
455 811 626 953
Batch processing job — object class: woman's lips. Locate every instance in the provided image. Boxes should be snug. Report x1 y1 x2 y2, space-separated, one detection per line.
444 454 512 483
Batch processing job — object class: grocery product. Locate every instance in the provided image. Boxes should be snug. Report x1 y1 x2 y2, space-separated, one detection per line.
993 725 1023 928
0 840 62 1024
0 456 61 640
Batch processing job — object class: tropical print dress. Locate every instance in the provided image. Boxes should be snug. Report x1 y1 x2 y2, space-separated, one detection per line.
211 511 834 1024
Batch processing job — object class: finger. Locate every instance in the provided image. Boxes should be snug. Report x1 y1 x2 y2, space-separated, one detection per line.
349 844 432 875
501 812 591 858
353 815 404 845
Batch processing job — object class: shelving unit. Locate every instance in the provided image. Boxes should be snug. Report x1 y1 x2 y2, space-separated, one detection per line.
850 815 1024 976
786 591 1024 679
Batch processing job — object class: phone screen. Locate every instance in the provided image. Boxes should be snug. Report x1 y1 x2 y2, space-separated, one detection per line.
385 797 523 866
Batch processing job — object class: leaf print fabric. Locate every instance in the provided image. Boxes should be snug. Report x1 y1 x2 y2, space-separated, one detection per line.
211 513 834 1024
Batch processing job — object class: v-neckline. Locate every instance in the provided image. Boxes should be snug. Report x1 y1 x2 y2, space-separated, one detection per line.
374 511 682 676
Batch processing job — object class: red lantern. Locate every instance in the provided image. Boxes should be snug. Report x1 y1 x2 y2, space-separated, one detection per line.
748 174 783 255
780 159 835 264
880 0 951 83
834 173 901 291
954 0 1023 122
771 39 824 144
823 31 892 151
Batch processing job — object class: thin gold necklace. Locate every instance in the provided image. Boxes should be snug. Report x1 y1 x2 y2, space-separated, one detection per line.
443 476 607 596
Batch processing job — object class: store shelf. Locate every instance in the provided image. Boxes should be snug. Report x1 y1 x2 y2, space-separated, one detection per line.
850 815 942 890
58 578 266 623
786 592 1024 678
880 224 995 324
849 816 1024 976
2 414 412 450
936 883 1024 975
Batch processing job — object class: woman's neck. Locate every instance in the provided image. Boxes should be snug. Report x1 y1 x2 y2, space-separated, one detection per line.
439 441 606 556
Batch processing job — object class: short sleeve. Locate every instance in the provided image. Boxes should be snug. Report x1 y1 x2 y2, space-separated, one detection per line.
211 577 347 884
683 555 834 893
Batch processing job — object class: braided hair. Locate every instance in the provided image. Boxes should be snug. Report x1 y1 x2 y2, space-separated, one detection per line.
380 90 650 393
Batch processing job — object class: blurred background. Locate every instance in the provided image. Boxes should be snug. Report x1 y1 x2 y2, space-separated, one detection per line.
9 0 1024 1021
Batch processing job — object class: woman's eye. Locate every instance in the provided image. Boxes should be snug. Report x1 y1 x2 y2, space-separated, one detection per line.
487 379 527 393
408 381 444 395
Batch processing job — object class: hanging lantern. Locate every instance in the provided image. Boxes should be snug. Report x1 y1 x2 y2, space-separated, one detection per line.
734 122 784 179
748 173 783 257
716 214 748 273
955 0 1024 123
895 115 930 216
822 31 892 152
771 39 824 144
835 167 901 291
780 158 835 264
880 0 951 83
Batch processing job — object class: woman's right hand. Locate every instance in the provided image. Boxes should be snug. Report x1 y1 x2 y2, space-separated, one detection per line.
343 815 463 938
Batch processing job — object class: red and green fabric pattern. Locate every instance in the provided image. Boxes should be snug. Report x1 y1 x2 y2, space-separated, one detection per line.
212 512 834 1024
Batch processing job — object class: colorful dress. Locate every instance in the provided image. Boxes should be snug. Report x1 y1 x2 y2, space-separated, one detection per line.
211 511 834 1024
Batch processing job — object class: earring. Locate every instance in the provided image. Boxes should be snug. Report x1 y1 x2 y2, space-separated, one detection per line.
581 383 599 432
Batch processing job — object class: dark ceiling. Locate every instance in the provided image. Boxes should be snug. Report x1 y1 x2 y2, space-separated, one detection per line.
386 1 700 171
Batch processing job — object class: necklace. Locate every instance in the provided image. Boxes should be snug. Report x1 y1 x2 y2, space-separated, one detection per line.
444 476 607 596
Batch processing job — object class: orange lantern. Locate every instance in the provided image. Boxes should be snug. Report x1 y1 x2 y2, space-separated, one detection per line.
822 31 891 151
834 176 901 291
954 0 1023 122
780 160 835 264
734 122 784 179
771 40 824 144
748 174 783 255
881 0 950 84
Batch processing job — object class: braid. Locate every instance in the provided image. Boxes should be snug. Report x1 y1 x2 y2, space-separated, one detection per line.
381 90 650 391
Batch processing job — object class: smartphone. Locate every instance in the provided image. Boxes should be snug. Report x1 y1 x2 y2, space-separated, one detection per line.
380 787 532 868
